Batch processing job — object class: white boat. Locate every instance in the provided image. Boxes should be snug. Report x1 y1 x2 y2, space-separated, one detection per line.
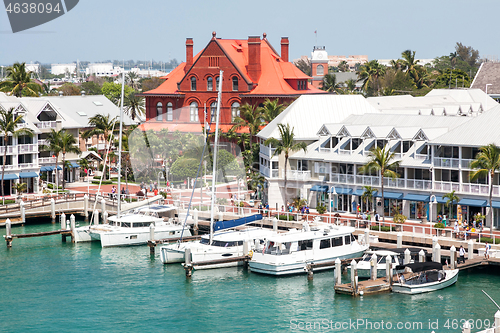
355 247 427 278
248 222 368 276
89 204 191 247
160 227 276 269
392 262 459 294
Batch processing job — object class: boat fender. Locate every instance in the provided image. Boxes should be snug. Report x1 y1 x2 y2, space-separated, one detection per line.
248 250 253 259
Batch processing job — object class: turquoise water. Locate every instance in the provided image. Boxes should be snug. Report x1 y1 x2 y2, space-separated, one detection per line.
1 219 500 333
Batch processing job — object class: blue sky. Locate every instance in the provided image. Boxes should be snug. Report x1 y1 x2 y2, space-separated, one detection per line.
0 0 498 66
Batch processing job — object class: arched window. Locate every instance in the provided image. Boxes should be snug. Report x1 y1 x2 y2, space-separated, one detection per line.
232 77 238 91
166 102 173 121
191 77 197 91
156 102 163 121
231 102 240 122
210 102 217 123
190 102 199 122
215 76 220 91
316 65 324 76
207 77 213 91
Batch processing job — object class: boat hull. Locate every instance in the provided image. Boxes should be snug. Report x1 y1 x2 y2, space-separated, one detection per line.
73 226 93 243
91 227 191 247
392 269 459 294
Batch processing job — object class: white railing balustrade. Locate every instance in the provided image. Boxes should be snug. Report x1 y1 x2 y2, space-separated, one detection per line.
18 144 38 153
271 170 279 178
287 170 311 181
319 147 331 153
461 158 474 169
414 153 429 160
260 165 270 178
39 157 56 164
0 146 15 154
35 121 57 129
433 157 460 168
339 149 351 155
19 163 37 168
0 165 16 170
259 144 276 157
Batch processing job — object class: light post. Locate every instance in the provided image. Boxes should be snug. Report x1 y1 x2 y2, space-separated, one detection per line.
330 186 337 212
429 195 437 224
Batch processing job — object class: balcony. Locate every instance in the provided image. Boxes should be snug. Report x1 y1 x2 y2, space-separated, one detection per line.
19 163 37 168
39 157 56 164
38 139 48 146
18 144 38 153
414 153 429 161
0 165 16 171
287 170 311 181
260 165 270 178
0 146 16 155
36 121 57 129
260 144 276 157
461 159 474 169
433 157 460 168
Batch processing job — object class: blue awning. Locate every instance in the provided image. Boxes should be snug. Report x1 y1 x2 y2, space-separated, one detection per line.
310 185 329 192
330 187 353 195
376 191 403 200
435 196 448 204
19 172 39 178
491 201 500 209
69 162 79 168
0 174 18 180
459 198 488 207
40 166 61 171
40 166 50 172
403 194 430 202
352 188 378 197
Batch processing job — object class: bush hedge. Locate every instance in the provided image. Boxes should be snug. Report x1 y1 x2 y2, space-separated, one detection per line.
370 225 395 232
479 237 500 244
92 180 113 185
278 214 295 221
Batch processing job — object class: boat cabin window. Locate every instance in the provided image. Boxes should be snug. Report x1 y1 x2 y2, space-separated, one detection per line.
298 239 313 251
378 257 387 264
200 238 210 244
121 222 131 228
320 239 331 249
350 234 356 243
344 235 351 245
211 240 243 247
332 237 343 247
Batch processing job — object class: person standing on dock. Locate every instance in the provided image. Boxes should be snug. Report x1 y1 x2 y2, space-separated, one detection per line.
458 245 465 264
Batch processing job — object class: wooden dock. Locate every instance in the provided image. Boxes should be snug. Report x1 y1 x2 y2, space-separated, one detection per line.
4 229 73 247
335 277 392 296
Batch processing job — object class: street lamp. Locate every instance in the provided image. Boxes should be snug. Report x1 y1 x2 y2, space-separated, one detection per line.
429 194 437 223
330 186 337 212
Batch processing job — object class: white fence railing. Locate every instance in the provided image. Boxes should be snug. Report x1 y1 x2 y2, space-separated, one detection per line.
36 121 57 129
259 144 276 157
0 146 15 154
18 144 38 153
39 157 56 164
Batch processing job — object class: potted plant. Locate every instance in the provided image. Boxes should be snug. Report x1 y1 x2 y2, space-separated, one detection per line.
393 213 407 231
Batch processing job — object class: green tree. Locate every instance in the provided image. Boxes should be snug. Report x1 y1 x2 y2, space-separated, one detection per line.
338 61 349 72
433 69 470 88
260 98 286 123
101 82 134 105
40 129 63 193
356 60 386 96
320 73 342 93
362 186 377 212
455 42 480 67
442 190 460 220
58 83 81 96
294 58 312 76
264 123 307 200
359 147 400 221
470 144 500 237
141 77 164 92
60 131 81 190
231 103 264 150
82 114 118 180
0 108 34 203
12 182 27 196
170 157 199 181
0 62 42 97
126 72 140 90
80 81 102 95
123 91 144 121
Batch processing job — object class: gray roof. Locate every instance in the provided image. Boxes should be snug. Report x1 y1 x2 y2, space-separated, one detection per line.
471 62 500 95
257 94 380 140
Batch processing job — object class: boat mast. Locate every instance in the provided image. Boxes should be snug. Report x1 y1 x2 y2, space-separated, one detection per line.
209 69 223 244
116 70 125 218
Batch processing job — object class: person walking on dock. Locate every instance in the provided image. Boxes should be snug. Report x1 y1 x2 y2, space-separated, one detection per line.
458 245 465 264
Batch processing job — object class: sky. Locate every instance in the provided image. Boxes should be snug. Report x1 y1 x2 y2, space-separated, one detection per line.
0 0 498 66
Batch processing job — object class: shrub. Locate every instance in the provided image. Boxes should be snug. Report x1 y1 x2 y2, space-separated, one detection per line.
316 204 327 215
393 213 407 224
370 225 395 232
92 180 113 185
0 199 16 205
434 222 445 229
479 237 500 244
278 214 295 221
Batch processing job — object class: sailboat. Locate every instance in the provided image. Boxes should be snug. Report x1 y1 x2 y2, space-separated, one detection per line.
75 72 191 246
159 70 276 267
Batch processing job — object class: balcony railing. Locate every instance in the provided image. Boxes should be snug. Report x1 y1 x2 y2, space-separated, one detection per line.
461 158 474 169
319 147 331 153
0 165 16 171
19 163 37 168
414 153 429 160
259 144 276 157
38 139 48 146
0 146 15 155
39 157 56 164
339 149 352 155
18 144 38 153
260 165 270 178
287 170 311 181
36 121 57 129
433 157 460 168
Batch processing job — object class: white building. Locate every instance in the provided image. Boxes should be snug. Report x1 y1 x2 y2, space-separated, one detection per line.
51 63 77 76
257 89 500 229
0 92 136 196
86 63 123 77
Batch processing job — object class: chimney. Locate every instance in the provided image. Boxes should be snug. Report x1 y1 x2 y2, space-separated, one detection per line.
185 38 193 73
248 36 262 82
281 37 289 62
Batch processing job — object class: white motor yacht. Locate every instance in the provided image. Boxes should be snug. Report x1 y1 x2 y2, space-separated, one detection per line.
392 262 459 294
249 222 368 276
355 247 427 278
89 204 191 247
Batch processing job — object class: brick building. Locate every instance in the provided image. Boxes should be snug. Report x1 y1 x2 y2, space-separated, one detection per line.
140 32 323 132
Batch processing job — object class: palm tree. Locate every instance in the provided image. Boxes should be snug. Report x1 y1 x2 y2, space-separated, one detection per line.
231 103 264 150
260 98 286 124
126 72 139 90
359 147 399 221
60 131 81 190
0 108 34 204
12 182 27 197
345 79 357 94
0 62 42 97
362 186 377 212
123 92 145 121
264 123 307 200
470 143 500 237
294 58 311 76
443 190 460 222
400 50 419 74
40 129 63 194
356 60 386 96
82 114 118 181
338 61 349 72
320 74 342 93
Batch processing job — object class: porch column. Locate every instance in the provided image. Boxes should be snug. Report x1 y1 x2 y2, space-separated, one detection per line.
459 146 463 192
431 146 435 191
404 168 408 189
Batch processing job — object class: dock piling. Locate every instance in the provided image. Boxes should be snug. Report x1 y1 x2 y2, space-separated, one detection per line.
84 194 89 221
306 264 313 280
50 198 55 223
60 213 66 230
272 217 278 232
184 248 193 278
20 201 25 224
350 259 357 294
94 210 99 225
419 249 426 262
5 219 12 248
101 198 106 216
70 214 75 242
495 310 500 333
397 232 402 248
103 211 108 224
334 258 341 285
404 248 411 264
468 240 474 260
450 245 456 269
193 209 199 235
364 228 370 247
433 243 441 263
149 223 155 255
370 253 377 280
385 255 391 283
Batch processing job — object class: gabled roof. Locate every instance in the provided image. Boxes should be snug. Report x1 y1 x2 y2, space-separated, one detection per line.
471 62 500 95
